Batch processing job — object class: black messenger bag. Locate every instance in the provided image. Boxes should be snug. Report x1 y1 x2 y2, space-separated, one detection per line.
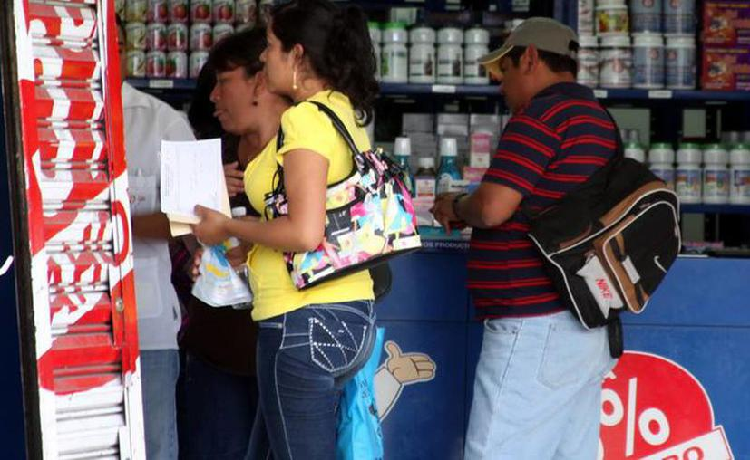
526 129 681 358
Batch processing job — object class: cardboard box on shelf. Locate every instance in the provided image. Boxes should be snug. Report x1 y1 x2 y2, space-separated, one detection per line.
470 130 493 168
701 46 750 90
403 113 434 133
703 1 750 46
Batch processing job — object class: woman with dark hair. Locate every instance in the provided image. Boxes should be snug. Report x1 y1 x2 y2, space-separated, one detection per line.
191 1 380 458
179 28 290 459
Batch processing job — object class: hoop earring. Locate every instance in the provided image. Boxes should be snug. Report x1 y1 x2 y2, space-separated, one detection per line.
292 68 298 91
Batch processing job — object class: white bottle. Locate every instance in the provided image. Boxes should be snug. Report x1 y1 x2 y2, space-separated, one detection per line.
436 138 460 195
675 143 702 204
730 144 750 205
702 143 729 204
409 26 435 84
368 22 382 81
648 143 675 190
632 33 665 89
624 141 645 163
599 34 632 89
463 27 490 85
578 35 599 88
437 27 463 84
665 35 696 90
381 22 408 83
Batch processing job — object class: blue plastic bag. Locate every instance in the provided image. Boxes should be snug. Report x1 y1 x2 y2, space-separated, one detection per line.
336 327 385 460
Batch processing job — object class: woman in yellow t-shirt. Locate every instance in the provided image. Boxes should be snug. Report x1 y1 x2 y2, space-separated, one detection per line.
192 1 379 458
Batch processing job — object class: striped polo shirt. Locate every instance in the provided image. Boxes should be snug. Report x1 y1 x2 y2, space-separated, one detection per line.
469 81 618 319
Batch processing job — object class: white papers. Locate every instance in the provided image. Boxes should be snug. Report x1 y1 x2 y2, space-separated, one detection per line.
160 139 230 234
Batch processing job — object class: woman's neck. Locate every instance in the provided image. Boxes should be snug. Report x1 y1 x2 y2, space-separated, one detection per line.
238 119 282 167
292 78 328 103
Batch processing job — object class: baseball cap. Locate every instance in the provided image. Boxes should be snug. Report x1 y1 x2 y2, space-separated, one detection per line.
479 17 579 77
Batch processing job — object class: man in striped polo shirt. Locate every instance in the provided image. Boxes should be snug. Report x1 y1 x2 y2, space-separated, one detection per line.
432 18 619 459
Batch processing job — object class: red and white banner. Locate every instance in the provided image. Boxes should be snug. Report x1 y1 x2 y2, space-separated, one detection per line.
600 351 734 460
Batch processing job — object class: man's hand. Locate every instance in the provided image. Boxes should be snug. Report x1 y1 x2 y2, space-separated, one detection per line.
430 192 465 234
224 161 245 197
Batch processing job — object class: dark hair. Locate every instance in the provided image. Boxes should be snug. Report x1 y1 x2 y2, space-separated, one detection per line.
188 62 223 140
270 0 379 125
505 45 579 76
207 27 267 77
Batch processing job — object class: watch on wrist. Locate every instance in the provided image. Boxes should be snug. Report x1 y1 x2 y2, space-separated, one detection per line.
452 193 467 220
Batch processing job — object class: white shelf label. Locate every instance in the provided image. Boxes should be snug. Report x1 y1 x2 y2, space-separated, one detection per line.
432 85 456 94
594 90 608 99
149 79 174 89
648 90 673 99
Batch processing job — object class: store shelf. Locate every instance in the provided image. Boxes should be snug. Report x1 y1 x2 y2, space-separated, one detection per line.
127 78 750 102
593 89 750 102
127 78 196 91
682 204 750 214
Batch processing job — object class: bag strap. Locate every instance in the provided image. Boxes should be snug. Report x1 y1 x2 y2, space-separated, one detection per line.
520 107 624 220
267 101 364 218
308 101 362 158
607 310 624 358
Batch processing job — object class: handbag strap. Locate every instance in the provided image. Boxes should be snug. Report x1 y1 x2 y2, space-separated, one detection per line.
275 100 362 159
267 100 365 218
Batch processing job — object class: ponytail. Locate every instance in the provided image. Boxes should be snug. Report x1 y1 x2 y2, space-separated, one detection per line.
270 0 379 125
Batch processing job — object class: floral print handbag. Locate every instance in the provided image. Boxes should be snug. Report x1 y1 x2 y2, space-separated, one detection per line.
264 101 422 290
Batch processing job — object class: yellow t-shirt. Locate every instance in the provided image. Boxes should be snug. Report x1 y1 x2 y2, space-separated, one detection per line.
244 90 374 321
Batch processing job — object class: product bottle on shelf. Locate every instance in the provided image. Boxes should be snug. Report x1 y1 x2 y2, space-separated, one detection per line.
624 141 645 162
368 22 382 81
409 26 435 84
436 138 461 195
703 143 729 204
648 143 676 190
414 157 437 199
730 144 750 205
675 143 702 204
381 22 408 83
393 137 415 195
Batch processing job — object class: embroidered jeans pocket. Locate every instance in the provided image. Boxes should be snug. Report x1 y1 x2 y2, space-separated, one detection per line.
307 307 370 375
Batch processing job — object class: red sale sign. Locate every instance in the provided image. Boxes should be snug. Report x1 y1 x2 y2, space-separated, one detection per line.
599 351 734 460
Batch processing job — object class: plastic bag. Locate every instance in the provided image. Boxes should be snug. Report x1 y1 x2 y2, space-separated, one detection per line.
191 243 252 307
336 327 385 460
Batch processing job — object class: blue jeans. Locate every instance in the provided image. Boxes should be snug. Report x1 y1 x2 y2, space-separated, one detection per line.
464 311 616 460
178 352 258 460
247 301 376 460
142 349 180 460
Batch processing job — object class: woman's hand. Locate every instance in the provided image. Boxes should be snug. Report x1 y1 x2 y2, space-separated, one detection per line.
224 161 245 197
192 205 231 245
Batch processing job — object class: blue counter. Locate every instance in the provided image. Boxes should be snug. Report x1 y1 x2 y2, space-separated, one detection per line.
374 251 749 460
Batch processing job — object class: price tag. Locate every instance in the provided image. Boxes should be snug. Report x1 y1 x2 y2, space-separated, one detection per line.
648 90 673 99
432 85 456 94
594 90 608 99
149 79 174 89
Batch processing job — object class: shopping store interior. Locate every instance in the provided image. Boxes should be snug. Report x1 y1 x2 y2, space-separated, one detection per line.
1 0 749 459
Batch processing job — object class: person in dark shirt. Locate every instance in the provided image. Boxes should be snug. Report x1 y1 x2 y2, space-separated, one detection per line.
176 29 290 460
431 18 619 459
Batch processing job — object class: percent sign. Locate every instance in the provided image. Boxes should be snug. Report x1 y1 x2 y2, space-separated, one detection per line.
601 376 671 457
